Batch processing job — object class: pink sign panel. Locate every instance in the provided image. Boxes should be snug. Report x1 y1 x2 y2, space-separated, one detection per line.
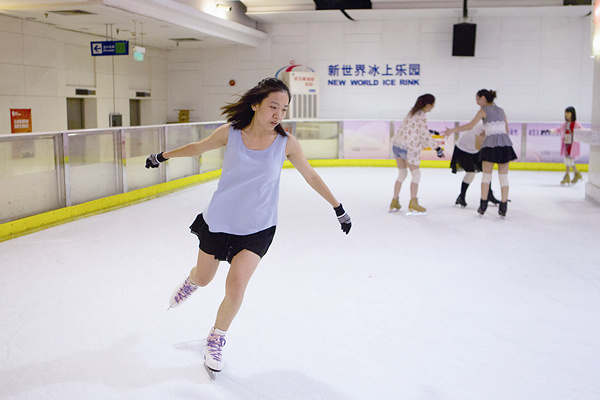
343 120 390 159
507 123 522 161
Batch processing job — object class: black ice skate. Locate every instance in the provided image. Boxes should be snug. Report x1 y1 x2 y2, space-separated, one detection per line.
499 201 508 218
477 199 488 216
488 189 500 205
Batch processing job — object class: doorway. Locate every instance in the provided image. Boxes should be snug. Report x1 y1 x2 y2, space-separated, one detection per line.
66 98 84 130
130 99 141 126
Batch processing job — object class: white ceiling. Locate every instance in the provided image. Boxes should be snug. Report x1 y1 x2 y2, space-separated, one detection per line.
0 0 590 50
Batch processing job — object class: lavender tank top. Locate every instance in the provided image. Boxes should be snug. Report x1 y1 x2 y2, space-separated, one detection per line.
203 126 288 235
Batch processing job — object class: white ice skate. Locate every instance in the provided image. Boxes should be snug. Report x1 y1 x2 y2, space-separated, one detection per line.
204 327 226 380
169 277 198 309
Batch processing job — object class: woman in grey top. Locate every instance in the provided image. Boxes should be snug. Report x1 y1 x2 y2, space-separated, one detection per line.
145 78 351 378
444 89 517 217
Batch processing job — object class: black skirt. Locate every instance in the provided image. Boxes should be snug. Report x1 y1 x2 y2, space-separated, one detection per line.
480 134 518 164
450 146 482 174
190 214 276 264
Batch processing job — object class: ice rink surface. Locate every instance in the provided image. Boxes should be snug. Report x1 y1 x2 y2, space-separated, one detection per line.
1 167 599 400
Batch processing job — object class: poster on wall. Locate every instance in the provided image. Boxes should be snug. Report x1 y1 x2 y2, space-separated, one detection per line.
10 109 32 133
525 123 590 163
10 108 35 158
391 120 455 161
342 120 390 159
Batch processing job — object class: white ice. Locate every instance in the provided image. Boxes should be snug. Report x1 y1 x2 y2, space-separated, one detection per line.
1 167 599 400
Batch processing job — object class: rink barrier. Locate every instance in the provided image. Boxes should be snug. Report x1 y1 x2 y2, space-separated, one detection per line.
0 160 588 242
0 170 221 243
284 159 588 171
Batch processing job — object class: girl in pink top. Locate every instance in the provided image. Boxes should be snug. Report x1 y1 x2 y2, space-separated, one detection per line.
554 106 583 185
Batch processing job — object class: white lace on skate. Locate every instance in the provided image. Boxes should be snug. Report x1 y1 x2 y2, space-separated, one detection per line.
205 329 226 372
169 277 198 309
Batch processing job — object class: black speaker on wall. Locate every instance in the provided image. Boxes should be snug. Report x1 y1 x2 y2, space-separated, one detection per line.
452 23 476 57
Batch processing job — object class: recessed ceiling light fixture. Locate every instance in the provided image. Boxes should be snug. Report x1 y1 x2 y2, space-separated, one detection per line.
216 4 232 12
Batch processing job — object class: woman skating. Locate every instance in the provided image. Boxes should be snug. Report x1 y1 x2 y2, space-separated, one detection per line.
145 78 351 377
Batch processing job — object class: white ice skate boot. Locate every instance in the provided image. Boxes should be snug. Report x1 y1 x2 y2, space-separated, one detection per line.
169 277 198 309
204 328 227 377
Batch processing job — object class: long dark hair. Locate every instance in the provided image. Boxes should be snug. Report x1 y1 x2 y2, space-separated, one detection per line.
221 77 291 136
477 89 497 103
409 94 435 116
565 106 577 122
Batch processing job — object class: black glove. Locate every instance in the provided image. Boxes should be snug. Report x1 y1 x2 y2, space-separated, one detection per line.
334 204 351 235
145 152 168 168
435 147 444 158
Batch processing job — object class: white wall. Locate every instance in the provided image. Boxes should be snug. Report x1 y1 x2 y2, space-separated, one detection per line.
167 8 593 124
0 8 593 134
0 14 169 134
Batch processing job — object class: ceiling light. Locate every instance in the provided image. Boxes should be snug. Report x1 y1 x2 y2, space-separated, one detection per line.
216 4 232 12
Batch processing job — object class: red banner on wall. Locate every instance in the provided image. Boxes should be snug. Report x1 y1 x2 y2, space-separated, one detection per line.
10 109 32 133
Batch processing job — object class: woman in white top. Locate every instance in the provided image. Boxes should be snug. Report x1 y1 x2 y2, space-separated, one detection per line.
145 78 351 377
450 120 499 207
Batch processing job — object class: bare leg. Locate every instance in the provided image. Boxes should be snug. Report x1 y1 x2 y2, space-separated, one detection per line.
481 161 493 200
408 163 420 199
189 249 220 287
393 157 407 200
498 162 509 202
214 250 261 331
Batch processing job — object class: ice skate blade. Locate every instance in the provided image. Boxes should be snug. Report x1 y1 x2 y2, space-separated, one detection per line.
388 208 401 213
406 211 427 216
204 363 219 380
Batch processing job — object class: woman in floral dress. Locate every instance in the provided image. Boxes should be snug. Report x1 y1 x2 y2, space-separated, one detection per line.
389 93 444 214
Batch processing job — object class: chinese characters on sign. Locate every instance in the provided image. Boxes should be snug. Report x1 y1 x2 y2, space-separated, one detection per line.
291 75 316 88
10 109 32 133
327 63 421 86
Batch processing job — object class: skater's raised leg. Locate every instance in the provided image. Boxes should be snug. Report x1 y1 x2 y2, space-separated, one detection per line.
169 250 220 308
